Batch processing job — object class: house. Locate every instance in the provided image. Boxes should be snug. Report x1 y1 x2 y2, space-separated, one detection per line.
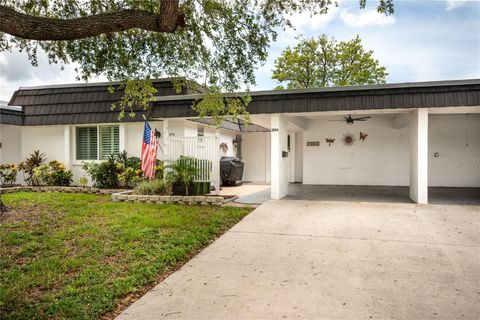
1 78 479 204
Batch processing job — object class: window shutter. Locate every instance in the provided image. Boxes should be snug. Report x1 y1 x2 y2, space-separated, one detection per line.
76 127 98 160
99 125 119 160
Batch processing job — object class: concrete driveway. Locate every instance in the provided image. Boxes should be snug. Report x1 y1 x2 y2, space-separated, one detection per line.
117 200 480 320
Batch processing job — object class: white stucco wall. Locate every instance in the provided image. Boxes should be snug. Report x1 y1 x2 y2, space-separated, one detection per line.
242 132 270 183
0 124 22 165
124 121 164 158
302 115 410 186
201 124 237 158
21 125 66 163
429 114 480 187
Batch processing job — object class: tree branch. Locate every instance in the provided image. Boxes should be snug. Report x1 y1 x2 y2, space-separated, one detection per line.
0 3 184 41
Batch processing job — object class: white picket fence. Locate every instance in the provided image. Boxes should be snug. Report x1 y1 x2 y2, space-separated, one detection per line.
164 136 220 193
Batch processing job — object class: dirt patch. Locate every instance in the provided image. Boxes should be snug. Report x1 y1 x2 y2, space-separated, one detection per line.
0 203 61 224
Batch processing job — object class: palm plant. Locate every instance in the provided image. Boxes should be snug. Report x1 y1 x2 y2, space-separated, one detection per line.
18 150 46 186
167 157 198 196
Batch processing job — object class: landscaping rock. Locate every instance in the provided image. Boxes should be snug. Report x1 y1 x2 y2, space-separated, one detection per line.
194 196 206 203
138 195 149 203
127 195 138 202
116 194 128 201
171 196 181 203
149 195 160 202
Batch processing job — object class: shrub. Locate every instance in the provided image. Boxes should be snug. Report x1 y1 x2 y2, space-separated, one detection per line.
82 151 165 189
33 160 73 186
118 167 144 187
135 179 171 195
79 176 88 187
0 164 18 186
18 150 46 185
82 155 122 189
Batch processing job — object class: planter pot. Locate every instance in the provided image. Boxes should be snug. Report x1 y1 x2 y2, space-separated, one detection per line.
202 182 211 194
193 182 212 195
172 182 195 196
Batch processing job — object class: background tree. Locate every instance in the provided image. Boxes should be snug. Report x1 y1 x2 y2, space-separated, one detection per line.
0 1 394 121
272 35 388 89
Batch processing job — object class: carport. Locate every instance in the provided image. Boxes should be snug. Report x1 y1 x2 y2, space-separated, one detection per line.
152 79 480 204
262 83 480 204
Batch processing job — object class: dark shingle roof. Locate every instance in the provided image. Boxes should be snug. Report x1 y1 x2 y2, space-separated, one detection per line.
3 79 479 125
6 78 204 125
151 79 480 118
0 107 23 125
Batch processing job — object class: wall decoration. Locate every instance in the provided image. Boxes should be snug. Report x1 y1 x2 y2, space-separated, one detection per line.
219 142 229 153
342 133 356 146
325 138 335 146
359 132 368 141
306 141 320 146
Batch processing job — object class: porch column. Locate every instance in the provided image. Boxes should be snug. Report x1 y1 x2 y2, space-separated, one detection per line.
162 119 169 161
409 109 428 204
63 126 71 170
213 129 221 195
119 123 126 153
271 114 289 199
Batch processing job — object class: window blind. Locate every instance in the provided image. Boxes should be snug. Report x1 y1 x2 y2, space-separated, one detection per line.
99 125 119 160
76 127 98 160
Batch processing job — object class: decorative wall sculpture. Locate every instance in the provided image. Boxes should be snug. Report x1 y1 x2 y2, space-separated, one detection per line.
325 138 335 146
359 132 368 141
342 133 356 146
219 142 229 153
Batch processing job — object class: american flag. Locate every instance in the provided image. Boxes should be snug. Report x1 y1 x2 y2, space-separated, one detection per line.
141 121 159 180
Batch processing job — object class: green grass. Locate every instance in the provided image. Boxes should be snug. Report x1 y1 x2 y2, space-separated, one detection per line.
0 192 252 320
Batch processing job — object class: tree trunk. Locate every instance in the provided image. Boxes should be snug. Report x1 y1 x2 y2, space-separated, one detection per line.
0 198 7 213
0 1 184 41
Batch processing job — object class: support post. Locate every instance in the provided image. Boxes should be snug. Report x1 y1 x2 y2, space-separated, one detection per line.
271 114 289 199
119 123 126 153
63 126 71 170
213 129 221 195
162 119 169 162
409 109 429 204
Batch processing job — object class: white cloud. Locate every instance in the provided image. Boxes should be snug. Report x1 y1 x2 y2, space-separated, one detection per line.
287 4 339 33
446 0 467 11
0 50 106 102
340 9 396 28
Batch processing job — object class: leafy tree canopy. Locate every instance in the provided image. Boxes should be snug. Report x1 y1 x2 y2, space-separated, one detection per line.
0 0 393 122
272 35 388 89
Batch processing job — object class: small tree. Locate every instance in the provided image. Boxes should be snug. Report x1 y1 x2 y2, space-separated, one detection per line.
272 35 388 89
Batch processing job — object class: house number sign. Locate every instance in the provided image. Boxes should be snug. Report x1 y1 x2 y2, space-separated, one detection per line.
306 141 320 146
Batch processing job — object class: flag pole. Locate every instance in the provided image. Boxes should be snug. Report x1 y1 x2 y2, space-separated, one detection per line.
142 114 147 121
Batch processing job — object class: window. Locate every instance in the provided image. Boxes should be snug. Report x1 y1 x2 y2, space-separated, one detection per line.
99 125 119 159
76 127 98 160
76 125 119 160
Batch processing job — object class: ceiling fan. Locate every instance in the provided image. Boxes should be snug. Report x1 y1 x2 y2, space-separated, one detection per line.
329 114 371 124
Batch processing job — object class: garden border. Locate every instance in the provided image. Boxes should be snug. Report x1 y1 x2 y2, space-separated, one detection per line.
0 186 238 206
111 191 237 206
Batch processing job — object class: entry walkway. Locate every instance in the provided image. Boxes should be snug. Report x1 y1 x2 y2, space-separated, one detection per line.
117 200 480 320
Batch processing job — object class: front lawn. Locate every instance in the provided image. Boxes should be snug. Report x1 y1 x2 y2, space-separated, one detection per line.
0 192 252 319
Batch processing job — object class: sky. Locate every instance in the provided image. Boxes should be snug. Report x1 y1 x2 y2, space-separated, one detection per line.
0 0 479 102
